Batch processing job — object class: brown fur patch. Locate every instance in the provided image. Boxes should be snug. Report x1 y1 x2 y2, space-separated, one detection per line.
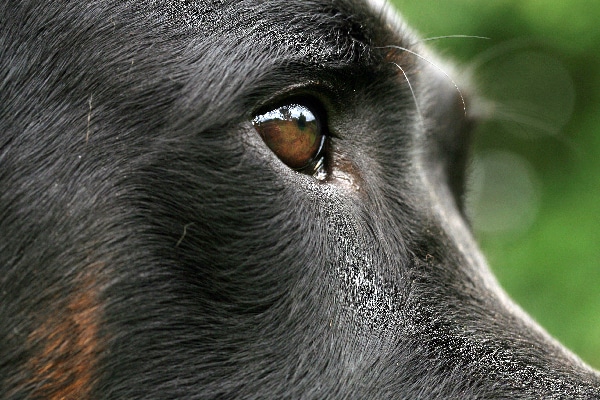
26 265 104 399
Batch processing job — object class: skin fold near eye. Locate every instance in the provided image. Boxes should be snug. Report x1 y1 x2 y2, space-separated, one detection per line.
252 104 324 171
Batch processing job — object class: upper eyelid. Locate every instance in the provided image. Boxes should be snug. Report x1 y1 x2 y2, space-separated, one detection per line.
251 89 330 116
252 95 330 131
247 68 347 116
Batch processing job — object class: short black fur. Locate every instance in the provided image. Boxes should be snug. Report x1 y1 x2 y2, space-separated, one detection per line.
1 1 599 398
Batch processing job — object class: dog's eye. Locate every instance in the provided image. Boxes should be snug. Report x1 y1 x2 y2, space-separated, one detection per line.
252 103 326 179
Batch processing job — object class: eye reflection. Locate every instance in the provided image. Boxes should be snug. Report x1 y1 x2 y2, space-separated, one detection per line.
252 103 325 176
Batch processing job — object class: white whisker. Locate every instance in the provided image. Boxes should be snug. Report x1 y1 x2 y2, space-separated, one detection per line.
390 61 423 124
381 45 467 116
420 35 490 43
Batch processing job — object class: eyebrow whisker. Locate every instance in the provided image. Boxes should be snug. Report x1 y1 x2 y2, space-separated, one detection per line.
390 61 424 125
418 35 490 44
380 45 467 116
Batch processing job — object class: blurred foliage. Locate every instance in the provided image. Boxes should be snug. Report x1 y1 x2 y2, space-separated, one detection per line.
392 0 600 368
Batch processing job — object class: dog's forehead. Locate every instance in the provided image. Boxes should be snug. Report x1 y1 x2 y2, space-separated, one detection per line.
161 0 415 62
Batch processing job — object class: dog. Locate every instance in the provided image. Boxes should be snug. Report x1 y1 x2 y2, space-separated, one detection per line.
1 0 598 398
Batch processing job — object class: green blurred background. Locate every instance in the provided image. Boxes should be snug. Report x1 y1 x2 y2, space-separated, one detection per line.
391 0 600 368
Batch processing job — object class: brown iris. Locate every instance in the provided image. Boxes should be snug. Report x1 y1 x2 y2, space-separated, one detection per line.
252 104 324 171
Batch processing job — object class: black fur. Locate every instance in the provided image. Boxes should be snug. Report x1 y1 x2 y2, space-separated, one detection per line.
1 1 599 398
